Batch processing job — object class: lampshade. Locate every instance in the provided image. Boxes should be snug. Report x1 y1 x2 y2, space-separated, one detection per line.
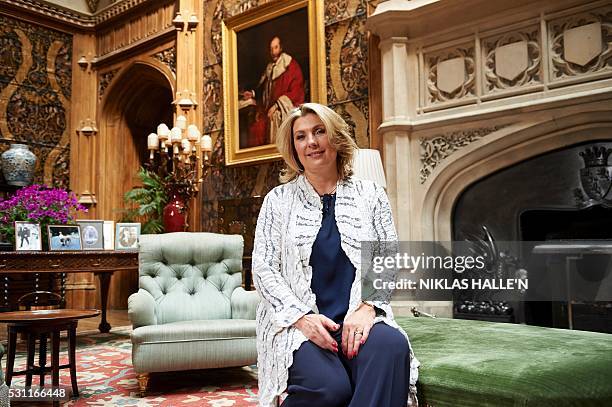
352 148 386 188
157 123 170 140
176 115 187 130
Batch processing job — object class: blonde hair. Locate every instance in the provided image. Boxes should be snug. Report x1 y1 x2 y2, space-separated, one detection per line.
276 103 357 183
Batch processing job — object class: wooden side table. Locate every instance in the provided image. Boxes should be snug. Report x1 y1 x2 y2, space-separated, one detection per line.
0 251 138 332
0 309 100 406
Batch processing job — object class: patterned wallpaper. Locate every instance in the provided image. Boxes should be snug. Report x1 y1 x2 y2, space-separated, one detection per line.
0 14 72 189
201 0 371 232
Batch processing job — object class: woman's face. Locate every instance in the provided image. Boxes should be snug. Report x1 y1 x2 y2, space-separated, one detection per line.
292 112 338 176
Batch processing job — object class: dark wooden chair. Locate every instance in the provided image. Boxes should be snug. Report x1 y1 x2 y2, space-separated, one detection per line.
0 291 99 406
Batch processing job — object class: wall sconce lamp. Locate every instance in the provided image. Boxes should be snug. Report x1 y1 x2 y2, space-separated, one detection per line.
172 11 185 31
187 14 199 31
77 119 98 137
173 90 198 112
77 56 90 70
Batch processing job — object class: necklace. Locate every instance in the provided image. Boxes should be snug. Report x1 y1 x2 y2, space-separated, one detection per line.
305 174 338 196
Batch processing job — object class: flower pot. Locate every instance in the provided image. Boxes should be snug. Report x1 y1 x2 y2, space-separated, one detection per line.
163 194 187 232
1 144 37 186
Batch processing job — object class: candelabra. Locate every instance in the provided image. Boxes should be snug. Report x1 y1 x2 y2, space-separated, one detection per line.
146 115 213 232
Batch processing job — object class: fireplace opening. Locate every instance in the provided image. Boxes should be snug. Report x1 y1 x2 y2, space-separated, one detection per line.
453 140 612 333
520 206 612 332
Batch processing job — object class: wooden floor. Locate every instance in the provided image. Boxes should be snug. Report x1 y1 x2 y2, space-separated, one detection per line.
0 309 131 344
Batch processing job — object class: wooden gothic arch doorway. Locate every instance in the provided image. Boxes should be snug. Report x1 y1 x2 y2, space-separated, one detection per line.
98 60 174 308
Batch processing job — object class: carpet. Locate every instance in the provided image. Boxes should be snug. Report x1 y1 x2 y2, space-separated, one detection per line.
9 329 259 406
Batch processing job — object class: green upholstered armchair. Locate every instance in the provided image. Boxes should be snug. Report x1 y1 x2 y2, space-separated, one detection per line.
128 232 259 396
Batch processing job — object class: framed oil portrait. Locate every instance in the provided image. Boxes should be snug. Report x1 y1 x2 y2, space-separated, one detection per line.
116 222 140 251
14 221 42 251
76 220 105 250
223 0 325 165
47 225 82 251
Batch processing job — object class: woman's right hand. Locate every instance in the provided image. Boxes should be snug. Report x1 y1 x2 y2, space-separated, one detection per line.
294 314 339 352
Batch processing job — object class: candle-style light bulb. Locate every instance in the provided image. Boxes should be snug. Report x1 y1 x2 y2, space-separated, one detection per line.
201 134 212 152
176 115 187 130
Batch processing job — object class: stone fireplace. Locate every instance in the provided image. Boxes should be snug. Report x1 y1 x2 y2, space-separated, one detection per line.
367 0 612 318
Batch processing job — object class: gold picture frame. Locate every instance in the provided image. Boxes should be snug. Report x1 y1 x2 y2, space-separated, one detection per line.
222 0 326 166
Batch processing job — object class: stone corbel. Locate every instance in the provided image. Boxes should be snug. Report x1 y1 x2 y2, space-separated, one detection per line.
77 119 98 137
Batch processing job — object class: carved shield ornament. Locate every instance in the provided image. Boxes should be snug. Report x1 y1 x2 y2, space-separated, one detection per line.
579 146 612 201
564 22 602 67
495 41 528 81
437 57 465 94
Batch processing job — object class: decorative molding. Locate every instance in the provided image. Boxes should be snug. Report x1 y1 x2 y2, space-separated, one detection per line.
419 125 508 183
0 0 95 27
86 0 100 14
549 6 611 81
152 45 176 75
425 45 476 105
96 2 175 58
0 0 173 28
98 69 119 99
94 0 160 24
483 26 541 94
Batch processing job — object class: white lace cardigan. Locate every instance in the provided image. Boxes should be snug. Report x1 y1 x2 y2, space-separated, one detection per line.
252 175 419 407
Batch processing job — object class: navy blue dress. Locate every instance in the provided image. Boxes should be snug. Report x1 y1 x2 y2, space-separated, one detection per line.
309 194 355 324
283 192 411 407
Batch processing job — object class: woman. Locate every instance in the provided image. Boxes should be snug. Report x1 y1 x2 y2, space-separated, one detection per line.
252 103 418 407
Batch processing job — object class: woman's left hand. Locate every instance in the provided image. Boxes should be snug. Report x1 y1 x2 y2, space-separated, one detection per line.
341 303 376 359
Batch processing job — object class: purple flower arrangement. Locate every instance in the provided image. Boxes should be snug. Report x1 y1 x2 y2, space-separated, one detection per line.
0 184 88 247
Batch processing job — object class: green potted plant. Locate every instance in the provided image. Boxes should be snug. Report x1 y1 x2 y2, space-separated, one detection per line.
122 167 169 234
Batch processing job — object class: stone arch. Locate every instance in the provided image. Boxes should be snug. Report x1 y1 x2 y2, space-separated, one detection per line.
421 111 612 241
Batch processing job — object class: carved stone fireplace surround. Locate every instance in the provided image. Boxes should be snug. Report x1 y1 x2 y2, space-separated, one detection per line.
367 0 612 317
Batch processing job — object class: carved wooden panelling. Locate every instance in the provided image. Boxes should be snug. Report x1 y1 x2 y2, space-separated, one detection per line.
0 14 71 188
482 26 542 94
96 1 175 58
548 6 611 82
152 45 176 75
98 68 118 99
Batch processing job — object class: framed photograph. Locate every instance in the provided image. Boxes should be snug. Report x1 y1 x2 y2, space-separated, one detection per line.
103 220 115 250
14 221 42 251
47 225 82 251
115 223 140 250
223 0 325 165
76 220 105 250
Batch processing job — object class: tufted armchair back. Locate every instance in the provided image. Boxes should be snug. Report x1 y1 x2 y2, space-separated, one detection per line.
138 232 244 325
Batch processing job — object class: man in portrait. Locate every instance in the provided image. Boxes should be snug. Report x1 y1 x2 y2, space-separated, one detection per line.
240 36 305 148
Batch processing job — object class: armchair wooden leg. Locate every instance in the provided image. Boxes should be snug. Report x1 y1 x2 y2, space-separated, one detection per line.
137 373 149 397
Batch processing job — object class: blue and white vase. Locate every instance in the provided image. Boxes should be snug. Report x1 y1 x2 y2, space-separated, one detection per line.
1 144 37 186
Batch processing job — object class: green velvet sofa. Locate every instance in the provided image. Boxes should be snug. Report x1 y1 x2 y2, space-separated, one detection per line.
128 232 259 396
397 317 612 407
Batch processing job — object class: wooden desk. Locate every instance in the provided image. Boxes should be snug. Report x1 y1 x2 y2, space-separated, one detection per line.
0 251 138 333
